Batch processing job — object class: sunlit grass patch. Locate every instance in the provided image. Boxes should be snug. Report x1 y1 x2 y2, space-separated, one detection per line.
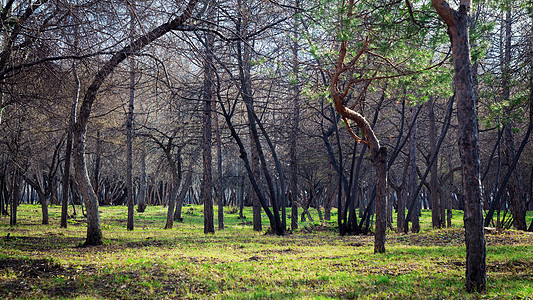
0 205 532 299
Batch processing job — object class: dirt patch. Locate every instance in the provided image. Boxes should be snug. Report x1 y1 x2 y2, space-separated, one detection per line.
3 235 85 251
0 258 64 278
437 259 465 270
488 259 533 274
485 232 529 246
259 247 300 255
238 220 253 226
393 228 532 247
395 229 465 247
301 223 337 233
0 258 206 299
0 258 83 298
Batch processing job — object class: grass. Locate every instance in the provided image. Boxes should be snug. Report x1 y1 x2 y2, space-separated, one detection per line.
0 204 532 299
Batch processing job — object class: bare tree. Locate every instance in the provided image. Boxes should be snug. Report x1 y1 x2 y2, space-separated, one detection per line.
72 0 198 246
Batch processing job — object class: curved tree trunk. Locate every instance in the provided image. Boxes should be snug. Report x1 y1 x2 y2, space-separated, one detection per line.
72 0 198 246
329 0 387 252
330 40 386 252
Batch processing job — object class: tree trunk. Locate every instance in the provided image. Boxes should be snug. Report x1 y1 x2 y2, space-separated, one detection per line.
174 167 193 222
62 22 81 228
165 184 178 229
238 174 245 219
220 100 283 235
0 172 5 216
202 11 215 234
38 191 49 225
164 147 181 230
62 102 76 228
215 106 224 230
137 148 147 213
528 3 533 231
126 10 135 231
329 1 386 250
236 0 261 232
10 169 20 226
504 125 526 230
408 106 419 233
373 147 387 254
249 101 261 232
93 131 101 202
431 0 486 292
324 175 335 221
428 97 442 228
289 0 300 232
500 8 526 231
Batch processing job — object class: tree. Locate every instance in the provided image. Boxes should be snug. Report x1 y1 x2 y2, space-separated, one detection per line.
431 0 486 292
408 105 420 233
428 97 444 228
23 139 63 225
201 3 215 234
289 0 301 232
72 0 199 246
329 0 397 253
235 0 262 232
126 0 136 231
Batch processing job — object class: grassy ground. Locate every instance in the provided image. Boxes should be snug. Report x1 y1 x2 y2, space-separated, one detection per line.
0 205 532 299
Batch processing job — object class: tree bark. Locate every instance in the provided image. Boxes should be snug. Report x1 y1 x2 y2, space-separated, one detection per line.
126 0 136 231
174 163 194 222
9 169 20 226
126 44 135 230
374 147 387 254
215 105 224 230
202 9 215 234
428 97 442 228
289 0 300 232
431 0 486 292
137 148 147 213
93 131 101 202
408 106 419 233
0 170 6 216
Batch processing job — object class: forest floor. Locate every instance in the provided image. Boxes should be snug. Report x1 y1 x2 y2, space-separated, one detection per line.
0 205 532 299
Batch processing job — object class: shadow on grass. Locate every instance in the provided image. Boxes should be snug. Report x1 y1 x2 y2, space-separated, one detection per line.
0 257 211 299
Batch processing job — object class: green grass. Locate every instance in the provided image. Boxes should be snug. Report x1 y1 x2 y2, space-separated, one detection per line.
0 204 532 299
